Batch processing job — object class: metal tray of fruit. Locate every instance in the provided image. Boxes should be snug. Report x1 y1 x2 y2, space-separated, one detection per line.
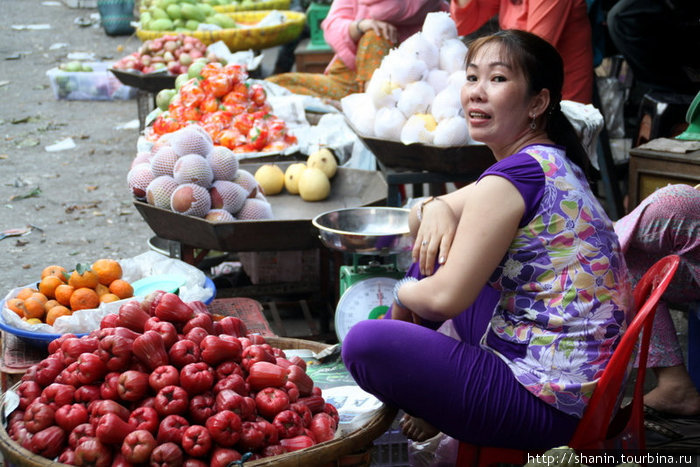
109 68 176 94
347 120 495 175
133 162 388 252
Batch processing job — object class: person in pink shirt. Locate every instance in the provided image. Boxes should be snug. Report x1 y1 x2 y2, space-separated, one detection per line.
450 0 593 104
267 0 448 100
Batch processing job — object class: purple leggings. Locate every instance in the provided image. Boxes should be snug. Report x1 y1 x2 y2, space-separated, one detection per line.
341 267 579 450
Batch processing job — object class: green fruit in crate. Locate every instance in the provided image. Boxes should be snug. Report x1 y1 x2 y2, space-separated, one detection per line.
60 61 84 72
209 13 237 29
150 7 169 19
140 11 152 27
150 18 175 30
186 58 207 79
156 88 176 111
175 72 191 89
166 3 182 19
173 18 185 28
185 19 200 30
200 4 216 16
181 3 205 22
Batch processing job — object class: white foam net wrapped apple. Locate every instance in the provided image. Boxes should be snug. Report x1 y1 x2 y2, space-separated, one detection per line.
128 124 275 223
342 12 474 147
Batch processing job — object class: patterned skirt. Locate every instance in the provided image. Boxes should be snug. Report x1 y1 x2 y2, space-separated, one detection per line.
616 184 700 367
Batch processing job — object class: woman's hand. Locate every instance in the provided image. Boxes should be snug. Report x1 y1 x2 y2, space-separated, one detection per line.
357 19 398 43
412 197 457 276
390 303 421 324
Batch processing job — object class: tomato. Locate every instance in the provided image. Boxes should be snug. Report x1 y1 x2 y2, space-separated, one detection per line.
152 116 181 135
179 80 206 108
201 74 232 98
200 62 224 79
216 129 241 150
199 95 220 114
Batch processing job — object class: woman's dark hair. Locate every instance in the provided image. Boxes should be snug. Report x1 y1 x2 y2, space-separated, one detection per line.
466 29 591 177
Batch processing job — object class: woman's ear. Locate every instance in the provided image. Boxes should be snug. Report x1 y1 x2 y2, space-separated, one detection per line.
530 88 550 118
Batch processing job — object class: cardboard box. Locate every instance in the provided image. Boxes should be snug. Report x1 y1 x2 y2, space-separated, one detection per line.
46 62 137 101
239 249 320 285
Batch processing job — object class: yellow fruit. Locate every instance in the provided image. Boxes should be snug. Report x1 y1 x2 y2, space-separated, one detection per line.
298 167 331 202
284 163 306 195
415 113 437 131
254 164 285 195
307 148 337 179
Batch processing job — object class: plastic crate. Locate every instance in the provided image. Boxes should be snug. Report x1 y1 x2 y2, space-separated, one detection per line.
46 62 137 101
306 2 330 48
371 414 410 466
238 249 320 285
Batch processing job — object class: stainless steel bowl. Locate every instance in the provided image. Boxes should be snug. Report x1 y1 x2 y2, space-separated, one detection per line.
312 207 413 255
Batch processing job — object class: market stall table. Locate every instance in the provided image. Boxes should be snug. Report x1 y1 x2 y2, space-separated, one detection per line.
627 140 700 209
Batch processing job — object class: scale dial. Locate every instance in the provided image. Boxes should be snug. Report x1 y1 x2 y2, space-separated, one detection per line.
335 276 398 342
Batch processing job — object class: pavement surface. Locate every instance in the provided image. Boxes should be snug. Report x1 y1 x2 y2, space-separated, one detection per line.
1 0 155 292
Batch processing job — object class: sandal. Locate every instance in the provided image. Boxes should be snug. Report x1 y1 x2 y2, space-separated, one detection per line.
644 406 700 452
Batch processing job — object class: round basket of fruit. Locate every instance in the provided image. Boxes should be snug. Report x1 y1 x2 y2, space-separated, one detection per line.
213 0 291 13
136 10 306 52
0 305 396 467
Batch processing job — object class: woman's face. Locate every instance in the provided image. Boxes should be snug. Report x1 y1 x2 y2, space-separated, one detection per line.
460 43 535 156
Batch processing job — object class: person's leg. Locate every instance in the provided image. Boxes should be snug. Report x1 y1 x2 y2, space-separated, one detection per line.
623 184 700 415
265 57 359 100
354 30 393 92
342 293 579 449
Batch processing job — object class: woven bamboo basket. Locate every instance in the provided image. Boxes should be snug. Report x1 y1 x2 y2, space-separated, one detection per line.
136 10 305 52
213 0 291 13
0 336 397 467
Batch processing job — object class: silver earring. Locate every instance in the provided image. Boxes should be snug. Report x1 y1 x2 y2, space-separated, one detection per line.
530 114 537 130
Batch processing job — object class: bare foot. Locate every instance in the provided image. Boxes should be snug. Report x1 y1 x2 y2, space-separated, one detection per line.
644 366 700 416
399 414 439 442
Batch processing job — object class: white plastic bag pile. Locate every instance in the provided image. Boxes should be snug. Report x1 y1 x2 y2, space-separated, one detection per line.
341 12 474 147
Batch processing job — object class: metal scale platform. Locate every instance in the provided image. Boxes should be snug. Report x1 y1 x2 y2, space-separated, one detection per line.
312 207 413 342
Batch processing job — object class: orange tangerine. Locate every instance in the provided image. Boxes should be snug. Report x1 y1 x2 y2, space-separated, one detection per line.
69 287 100 311
46 305 72 325
68 269 99 290
39 275 64 299
41 265 67 281
16 287 38 300
99 293 121 303
95 284 110 297
108 279 134 300
6 298 26 318
24 297 46 320
28 292 48 306
55 284 75 307
92 259 123 286
44 299 60 312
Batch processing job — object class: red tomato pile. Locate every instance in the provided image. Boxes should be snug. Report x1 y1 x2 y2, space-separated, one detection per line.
149 62 297 154
9 292 338 466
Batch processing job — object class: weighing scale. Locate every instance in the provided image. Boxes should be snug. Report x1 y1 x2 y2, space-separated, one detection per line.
676 90 700 141
312 207 414 342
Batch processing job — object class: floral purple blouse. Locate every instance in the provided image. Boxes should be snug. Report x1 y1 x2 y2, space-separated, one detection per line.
479 144 633 417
